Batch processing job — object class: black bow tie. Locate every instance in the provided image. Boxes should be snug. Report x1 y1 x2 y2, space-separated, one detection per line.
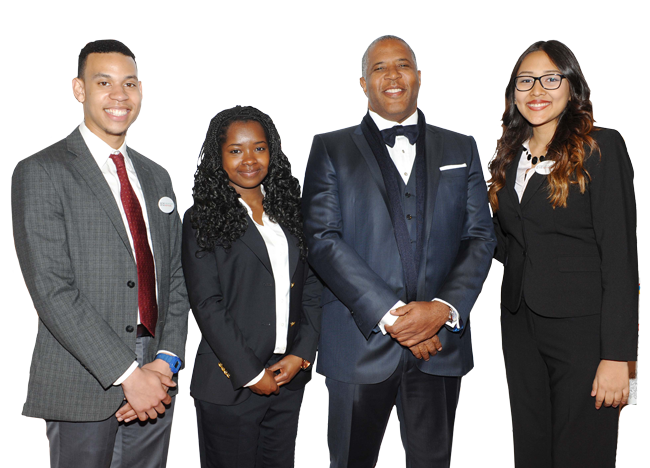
380 124 419 147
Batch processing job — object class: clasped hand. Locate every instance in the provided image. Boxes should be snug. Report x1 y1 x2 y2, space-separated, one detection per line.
384 301 449 361
250 355 304 396
115 360 176 423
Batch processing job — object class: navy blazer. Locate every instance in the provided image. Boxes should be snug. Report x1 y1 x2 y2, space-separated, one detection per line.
493 128 638 361
182 208 322 406
302 117 496 384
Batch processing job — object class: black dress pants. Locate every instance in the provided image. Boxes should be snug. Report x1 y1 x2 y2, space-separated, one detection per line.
501 301 620 468
195 386 305 468
326 348 461 468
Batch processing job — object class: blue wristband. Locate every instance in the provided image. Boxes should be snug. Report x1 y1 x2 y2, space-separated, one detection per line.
155 353 182 374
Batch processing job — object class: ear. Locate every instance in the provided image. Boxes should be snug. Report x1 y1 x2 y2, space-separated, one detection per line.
360 77 367 96
417 70 421 85
72 77 86 103
138 80 143 97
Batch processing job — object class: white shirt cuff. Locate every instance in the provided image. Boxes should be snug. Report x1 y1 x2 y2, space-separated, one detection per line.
244 369 265 387
114 361 139 385
378 300 406 334
433 298 460 330
156 350 177 357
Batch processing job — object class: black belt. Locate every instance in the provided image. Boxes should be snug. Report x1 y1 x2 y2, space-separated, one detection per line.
137 324 152 337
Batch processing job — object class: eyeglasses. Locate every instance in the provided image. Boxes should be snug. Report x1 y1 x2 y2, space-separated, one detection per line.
514 74 566 91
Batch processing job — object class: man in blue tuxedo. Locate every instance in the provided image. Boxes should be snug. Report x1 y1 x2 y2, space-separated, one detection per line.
302 35 496 467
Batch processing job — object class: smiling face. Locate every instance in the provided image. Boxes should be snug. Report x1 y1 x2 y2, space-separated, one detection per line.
72 52 142 149
360 39 421 123
221 120 270 195
514 51 570 134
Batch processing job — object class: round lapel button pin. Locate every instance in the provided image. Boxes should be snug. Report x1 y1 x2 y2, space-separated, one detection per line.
158 196 175 214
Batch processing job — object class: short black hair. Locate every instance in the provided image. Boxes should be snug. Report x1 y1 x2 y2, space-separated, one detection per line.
362 35 417 79
78 40 136 79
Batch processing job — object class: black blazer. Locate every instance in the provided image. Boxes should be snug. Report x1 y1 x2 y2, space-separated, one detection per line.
182 208 322 406
493 128 638 361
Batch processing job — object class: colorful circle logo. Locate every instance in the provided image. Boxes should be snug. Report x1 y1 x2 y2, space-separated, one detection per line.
614 96 650 148
456 378 492 427
59 0 124 47
442 2 497 55
264 99 316 152
639 283 650 330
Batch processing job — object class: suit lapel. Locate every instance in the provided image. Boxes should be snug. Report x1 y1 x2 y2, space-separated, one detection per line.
422 126 444 244
505 153 523 216
520 171 546 208
129 149 165 290
239 215 273 275
351 127 390 210
66 129 134 260
416 126 444 294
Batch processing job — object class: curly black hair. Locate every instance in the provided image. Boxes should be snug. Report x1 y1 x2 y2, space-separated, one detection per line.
191 105 307 259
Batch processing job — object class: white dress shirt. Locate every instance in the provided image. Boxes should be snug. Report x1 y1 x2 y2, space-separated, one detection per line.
515 140 556 202
238 190 292 387
367 111 460 333
78 123 174 385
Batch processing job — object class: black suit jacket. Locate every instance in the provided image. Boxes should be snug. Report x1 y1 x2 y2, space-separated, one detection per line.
302 117 496 384
493 128 638 361
182 208 322 405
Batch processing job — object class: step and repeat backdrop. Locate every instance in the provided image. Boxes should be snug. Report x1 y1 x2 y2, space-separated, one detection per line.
0 0 650 468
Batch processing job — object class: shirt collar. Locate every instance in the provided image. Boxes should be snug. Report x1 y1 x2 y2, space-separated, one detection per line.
369 109 418 131
79 121 130 169
237 186 270 225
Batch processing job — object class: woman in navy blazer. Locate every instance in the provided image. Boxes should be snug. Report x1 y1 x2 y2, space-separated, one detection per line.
489 41 638 468
182 106 321 468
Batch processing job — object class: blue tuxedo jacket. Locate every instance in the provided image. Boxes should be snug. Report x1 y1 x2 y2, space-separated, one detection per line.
302 117 496 384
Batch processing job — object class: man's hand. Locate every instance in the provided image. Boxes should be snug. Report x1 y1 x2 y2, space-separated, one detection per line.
120 367 176 421
268 355 303 387
592 360 630 409
116 357 176 422
385 301 449 348
409 336 443 361
249 369 280 396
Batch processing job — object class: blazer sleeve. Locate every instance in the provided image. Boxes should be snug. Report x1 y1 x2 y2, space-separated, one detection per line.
288 265 322 363
12 158 136 389
302 134 401 339
181 209 264 389
588 129 638 361
434 136 497 324
154 180 189 365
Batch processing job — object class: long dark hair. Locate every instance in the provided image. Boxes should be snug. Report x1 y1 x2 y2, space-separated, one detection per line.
488 40 599 210
191 106 307 259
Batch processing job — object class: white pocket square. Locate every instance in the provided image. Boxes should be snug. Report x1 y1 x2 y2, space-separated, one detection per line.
439 163 467 171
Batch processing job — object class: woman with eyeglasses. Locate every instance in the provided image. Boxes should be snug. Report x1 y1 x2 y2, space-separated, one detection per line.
488 40 638 467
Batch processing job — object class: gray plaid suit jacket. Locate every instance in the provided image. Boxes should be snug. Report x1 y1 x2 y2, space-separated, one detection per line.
12 127 189 422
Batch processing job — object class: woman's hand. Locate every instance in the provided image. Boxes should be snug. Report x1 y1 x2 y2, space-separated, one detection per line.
249 369 280 396
268 355 303 387
591 360 629 409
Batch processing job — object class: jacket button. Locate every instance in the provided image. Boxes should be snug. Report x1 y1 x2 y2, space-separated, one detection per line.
406 214 413 220
405 192 412 198
126 325 134 333
127 281 135 288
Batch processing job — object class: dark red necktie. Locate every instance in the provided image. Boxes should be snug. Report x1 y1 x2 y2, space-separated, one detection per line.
110 152 158 336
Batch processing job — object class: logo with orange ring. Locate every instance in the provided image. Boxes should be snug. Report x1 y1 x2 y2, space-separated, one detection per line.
442 1 497 55
456 378 492 427
614 96 650 148
264 99 316 153
59 0 124 47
